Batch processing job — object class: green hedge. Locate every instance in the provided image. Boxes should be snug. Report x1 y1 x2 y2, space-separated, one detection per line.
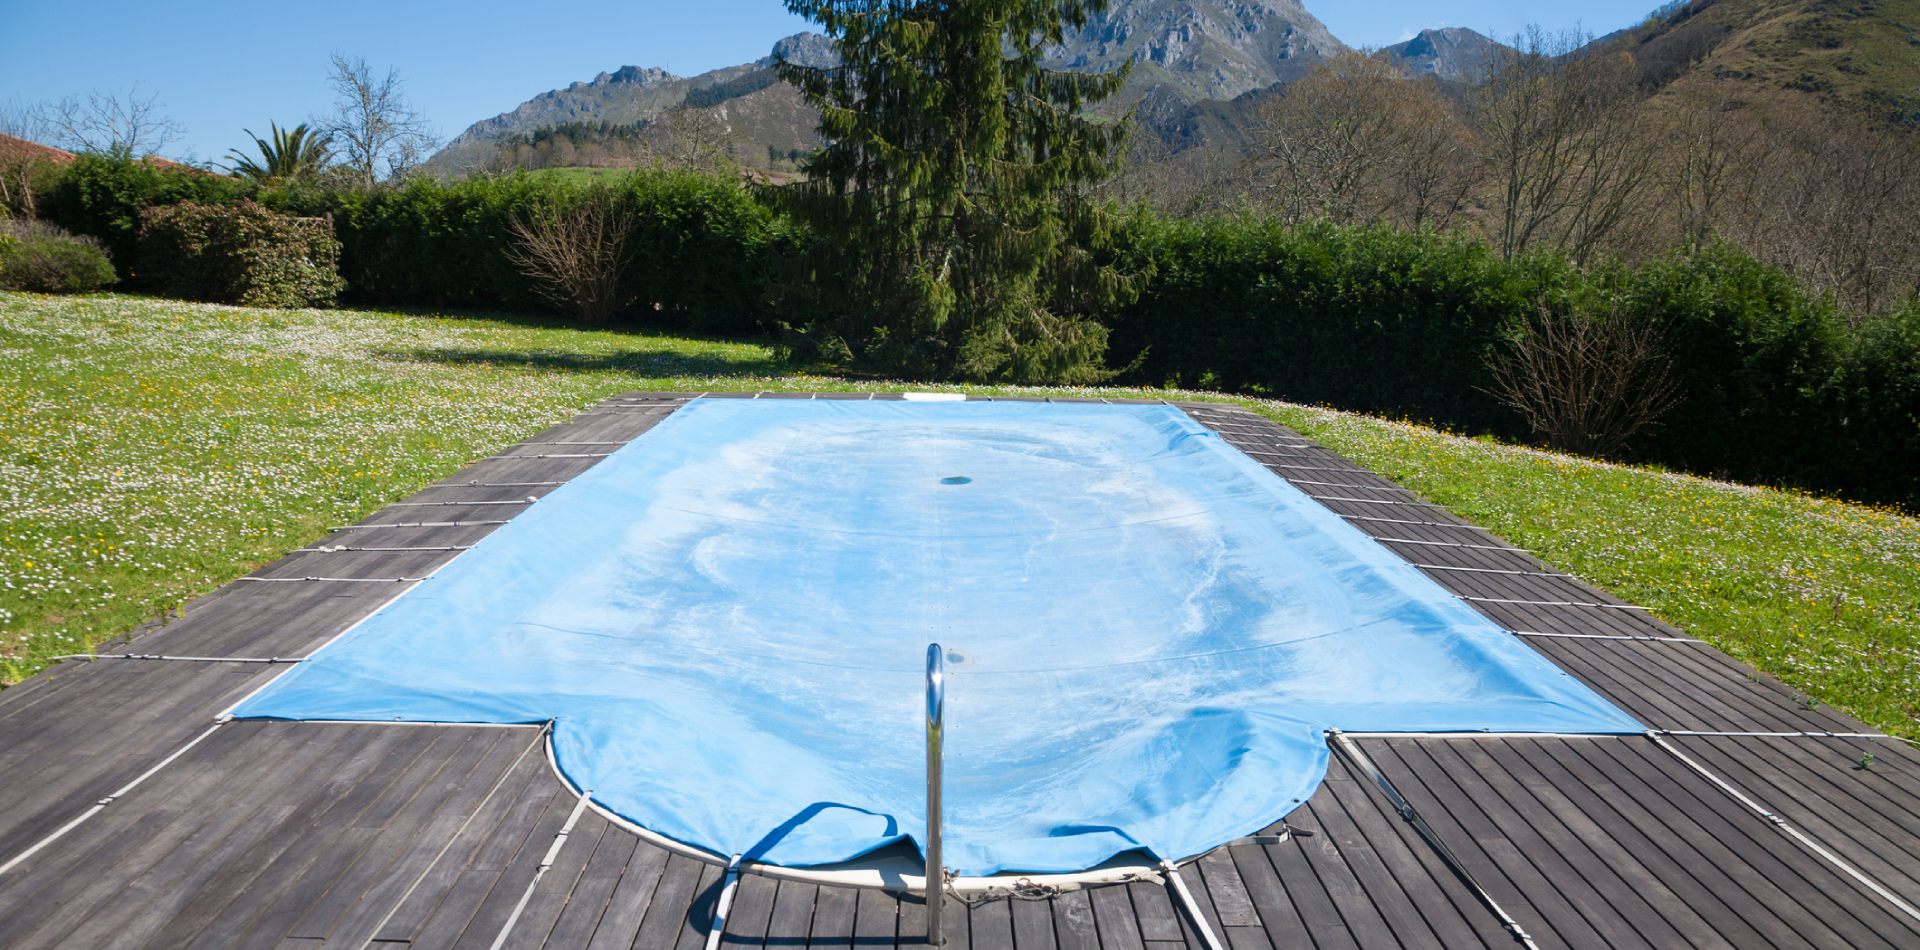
1104 221 1915 507
37 159 797 335
40 154 254 283
1105 218 1575 433
1618 245 1847 485
139 201 345 308
1831 302 1920 507
22 156 1918 507
265 170 800 335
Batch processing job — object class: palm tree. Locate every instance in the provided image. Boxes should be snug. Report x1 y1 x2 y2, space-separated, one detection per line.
225 122 332 183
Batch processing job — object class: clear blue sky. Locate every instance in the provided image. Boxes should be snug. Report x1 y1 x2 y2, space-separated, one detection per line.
0 1 1659 164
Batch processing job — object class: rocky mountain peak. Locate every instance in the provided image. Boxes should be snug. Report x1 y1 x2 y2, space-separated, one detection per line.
1051 0 1348 100
597 65 677 86
765 31 839 69
1380 27 1502 81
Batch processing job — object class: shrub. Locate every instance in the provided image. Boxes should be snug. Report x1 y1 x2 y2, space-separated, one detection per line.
39 154 254 280
0 219 117 293
624 171 802 335
1484 300 1680 457
138 200 345 308
505 188 636 325
1102 223 1918 506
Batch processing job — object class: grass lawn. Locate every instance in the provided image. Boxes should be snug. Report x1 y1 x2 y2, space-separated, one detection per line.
3 291 1915 739
528 166 639 185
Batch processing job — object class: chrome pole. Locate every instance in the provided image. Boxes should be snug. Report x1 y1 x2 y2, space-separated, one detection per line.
702 854 743 950
925 642 947 946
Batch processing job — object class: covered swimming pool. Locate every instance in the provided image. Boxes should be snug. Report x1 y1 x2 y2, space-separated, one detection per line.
233 398 1639 878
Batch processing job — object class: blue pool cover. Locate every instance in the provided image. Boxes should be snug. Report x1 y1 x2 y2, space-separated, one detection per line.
235 399 1641 875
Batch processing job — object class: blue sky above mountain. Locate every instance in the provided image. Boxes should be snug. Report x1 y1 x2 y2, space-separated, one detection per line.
0 0 1661 163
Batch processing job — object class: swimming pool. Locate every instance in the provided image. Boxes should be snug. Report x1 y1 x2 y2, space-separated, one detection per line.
233 398 1639 876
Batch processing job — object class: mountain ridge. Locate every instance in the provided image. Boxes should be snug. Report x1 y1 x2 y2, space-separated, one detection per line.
427 0 1919 177
427 0 1392 174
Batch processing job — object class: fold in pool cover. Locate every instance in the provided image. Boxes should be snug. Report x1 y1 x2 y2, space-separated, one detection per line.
235 399 1642 875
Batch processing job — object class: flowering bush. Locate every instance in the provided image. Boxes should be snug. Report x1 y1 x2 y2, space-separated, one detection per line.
138 200 343 308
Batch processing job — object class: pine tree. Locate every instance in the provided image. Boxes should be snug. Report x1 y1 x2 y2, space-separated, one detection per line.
777 0 1137 383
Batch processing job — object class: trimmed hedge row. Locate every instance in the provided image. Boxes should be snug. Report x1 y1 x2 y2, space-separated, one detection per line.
263 171 801 336
1105 219 1576 433
1833 302 1920 507
1617 248 1848 487
42 158 802 335
40 154 252 282
1105 219 1918 507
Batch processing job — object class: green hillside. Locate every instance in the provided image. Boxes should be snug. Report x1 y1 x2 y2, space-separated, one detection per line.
1611 0 1920 124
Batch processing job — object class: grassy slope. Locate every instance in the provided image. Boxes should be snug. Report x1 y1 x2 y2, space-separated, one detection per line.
2 292 1915 738
1623 0 1920 122
1733 0 1920 117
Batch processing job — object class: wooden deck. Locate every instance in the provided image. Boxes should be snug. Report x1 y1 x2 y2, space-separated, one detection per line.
1 393 1915 948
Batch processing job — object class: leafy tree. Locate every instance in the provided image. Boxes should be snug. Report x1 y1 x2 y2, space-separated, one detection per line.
225 122 333 184
777 0 1137 383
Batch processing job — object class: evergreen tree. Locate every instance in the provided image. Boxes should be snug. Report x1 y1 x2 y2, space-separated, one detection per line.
777 0 1137 383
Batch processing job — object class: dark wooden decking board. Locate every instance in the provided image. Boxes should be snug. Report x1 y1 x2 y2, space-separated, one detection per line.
0 659 278 861
3 393 1916 948
1188 403 1920 946
1667 735 1920 903
1360 735 1920 948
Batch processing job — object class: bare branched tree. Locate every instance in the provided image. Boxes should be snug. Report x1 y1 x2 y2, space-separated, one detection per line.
1389 90 1479 232
0 102 54 217
324 54 437 187
505 193 636 325
1716 102 1920 317
1661 86 1761 252
1465 33 1567 258
639 107 733 174
1151 143 1259 218
1467 29 1660 262
1254 53 1401 224
1554 53 1663 263
1091 119 1175 207
1251 52 1476 229
1485 301 1680 458
33 85 181 158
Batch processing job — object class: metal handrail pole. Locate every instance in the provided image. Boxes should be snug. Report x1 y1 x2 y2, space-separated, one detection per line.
925 643 947 946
